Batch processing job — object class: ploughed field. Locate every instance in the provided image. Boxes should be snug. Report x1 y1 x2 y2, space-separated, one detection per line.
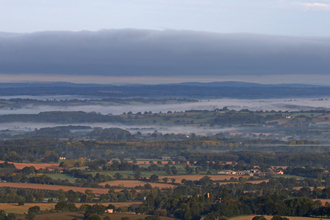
0 160 60 170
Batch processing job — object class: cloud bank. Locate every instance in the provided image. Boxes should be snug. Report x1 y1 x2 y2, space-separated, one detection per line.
0 29 329 77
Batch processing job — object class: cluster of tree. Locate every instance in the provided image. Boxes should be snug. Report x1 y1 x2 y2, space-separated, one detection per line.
285 166 324 178
0 161 15 169
0 187 89 203
134 189 330 220
0 111 124 124
2 136 330 166
0 210 16 220
101 161 140 172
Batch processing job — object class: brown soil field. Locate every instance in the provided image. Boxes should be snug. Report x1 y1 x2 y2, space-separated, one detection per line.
1 202 142 214
30 212 173 220
99 180 174 189
0 160 60 170
0 182 111 195
231 215 321 220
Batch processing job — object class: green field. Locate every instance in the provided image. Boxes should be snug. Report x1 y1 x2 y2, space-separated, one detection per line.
45 174 77 183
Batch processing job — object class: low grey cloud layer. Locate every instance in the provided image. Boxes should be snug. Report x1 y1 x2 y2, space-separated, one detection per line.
0 29 329 77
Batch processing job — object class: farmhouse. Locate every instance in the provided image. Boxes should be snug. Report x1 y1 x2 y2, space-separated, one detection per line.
105 209 113 214
218 169 261 176
161 156 171 161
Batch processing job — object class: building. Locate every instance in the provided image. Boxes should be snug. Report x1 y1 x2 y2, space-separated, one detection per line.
105 209 113 214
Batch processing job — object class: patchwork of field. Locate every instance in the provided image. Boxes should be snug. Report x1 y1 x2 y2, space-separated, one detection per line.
1 202 142 214
0 160 60 170
0 182 110 195
99 180 174 188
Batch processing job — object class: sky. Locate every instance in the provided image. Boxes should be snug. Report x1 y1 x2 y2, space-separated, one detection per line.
1 0 330 36
0 0 329 84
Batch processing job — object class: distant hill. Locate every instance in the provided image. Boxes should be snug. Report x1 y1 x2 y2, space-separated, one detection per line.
178 81 321 88
0 81 324 88
0 81 329 98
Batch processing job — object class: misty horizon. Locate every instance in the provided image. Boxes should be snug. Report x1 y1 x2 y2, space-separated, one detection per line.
1 29 330 85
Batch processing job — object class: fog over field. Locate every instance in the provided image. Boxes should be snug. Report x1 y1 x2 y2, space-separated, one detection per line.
1 97 330 115
0 122 239 136
0 95 100 101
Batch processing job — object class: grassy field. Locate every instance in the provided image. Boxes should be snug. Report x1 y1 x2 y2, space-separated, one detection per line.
1 202 143 214
99 180 175 188
87 170 193 179
272 174 305 180
45 174 77 183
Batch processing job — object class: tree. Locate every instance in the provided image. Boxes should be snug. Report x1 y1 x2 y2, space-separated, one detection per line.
127 206 135 212
24 212 35 220
149 174 159 183
171 178 176 184
185 166 194 174
0 210 6 220
137 205 148 214
7 213 16 220
93 205 106 215
114 173 123 180
86 215 101 220
145 216 160 220
252 216 267 220
55 201 68 212
25 153 35 162
162 177 169 183
134 170 141 180
325 178 330 187
27 206 40 215
271 216 289 220
18 196 25 206
171 166 178 175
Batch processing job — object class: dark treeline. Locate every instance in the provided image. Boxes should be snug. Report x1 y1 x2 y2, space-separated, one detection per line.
1 138 330 167
0 97 197 108
2 82 330 98
0 111 124 123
